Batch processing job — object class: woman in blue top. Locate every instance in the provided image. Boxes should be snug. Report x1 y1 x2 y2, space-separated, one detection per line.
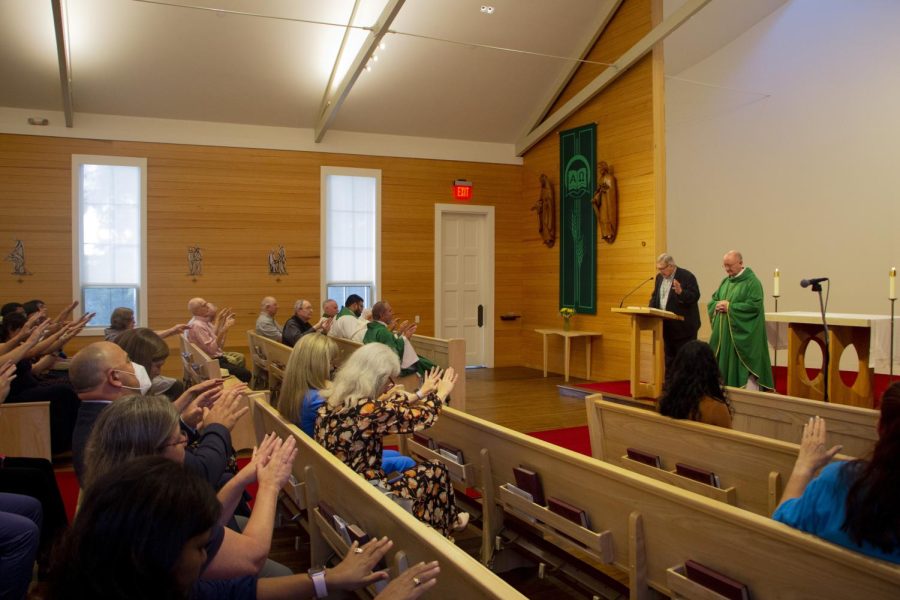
773 383 900 563
278 334 415 473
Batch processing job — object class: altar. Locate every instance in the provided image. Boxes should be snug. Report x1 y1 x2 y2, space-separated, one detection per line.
766 311 898 407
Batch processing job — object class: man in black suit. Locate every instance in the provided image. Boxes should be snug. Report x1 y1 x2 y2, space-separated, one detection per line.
649 253 701 377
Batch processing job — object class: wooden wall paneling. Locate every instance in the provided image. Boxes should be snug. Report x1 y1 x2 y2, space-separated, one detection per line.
519 0 659 382
0 135 523 377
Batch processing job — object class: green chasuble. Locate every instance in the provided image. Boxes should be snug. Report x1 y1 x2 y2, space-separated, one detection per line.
363 321 435 376
707 267 774 389
337 306 356 318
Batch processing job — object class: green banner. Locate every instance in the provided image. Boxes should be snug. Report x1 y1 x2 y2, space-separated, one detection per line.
559 124 597 314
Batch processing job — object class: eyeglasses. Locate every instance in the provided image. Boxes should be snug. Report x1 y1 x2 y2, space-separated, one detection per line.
160 432 188 449
386 376 396 390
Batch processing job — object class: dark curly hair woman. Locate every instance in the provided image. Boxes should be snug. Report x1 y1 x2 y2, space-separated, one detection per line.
657 340 732 428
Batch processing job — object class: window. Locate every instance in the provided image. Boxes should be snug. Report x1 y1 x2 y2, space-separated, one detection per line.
72 155 147 330
321 167 380 309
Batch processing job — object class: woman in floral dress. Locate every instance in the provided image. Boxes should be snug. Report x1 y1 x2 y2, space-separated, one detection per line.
315 343 467 537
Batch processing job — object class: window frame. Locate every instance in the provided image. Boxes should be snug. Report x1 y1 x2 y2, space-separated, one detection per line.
320 166 382 309
71 154 148 335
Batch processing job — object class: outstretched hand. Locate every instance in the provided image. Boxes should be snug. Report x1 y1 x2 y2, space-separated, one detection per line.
328 537 393 592
435 367 458 401
374 561 440 600
795 416 842 475
0 361 17 404
417 367 443 398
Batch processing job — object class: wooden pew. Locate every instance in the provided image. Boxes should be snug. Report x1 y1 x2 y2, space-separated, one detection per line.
178 335 222 385
586 395 853 517
246 330 270 390
250 394 525 600
726 386 879 458
0 401 51 459
416 406 900 599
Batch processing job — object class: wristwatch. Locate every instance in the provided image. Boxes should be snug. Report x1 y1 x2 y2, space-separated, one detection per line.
309 566 328 598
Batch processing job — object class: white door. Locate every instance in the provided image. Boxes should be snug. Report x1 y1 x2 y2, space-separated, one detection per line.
435 205 494 367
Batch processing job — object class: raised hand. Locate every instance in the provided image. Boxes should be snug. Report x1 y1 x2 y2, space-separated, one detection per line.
796 416 843 475
417 367 443 398
203 384 249 430
0 361 17 404
256 435 298 491
435 367 457 401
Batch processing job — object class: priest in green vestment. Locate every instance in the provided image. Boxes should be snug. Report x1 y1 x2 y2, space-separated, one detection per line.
363 300 435 377
707 251 774 390
337 294 365 319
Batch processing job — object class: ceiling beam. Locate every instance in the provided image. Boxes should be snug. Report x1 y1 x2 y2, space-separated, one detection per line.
314 0 405 143
514 0 712 156
519 0 623 140
51 0 74 127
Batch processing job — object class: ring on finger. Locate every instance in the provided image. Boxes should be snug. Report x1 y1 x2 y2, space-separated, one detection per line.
413 577 421 586
354 547 364 554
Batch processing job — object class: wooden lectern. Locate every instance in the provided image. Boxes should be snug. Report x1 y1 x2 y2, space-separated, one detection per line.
611 307 683 399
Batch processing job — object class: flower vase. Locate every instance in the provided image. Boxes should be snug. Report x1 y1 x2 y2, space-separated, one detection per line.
563 317 571 331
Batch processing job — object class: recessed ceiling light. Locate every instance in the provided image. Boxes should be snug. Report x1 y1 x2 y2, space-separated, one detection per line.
480 5 494 15
379 42 386 50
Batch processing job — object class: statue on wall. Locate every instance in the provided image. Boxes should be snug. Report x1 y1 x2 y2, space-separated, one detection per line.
187 245 203 277
591 161 618 243
5 239 30 276
531 174 556 247
268 245 287 275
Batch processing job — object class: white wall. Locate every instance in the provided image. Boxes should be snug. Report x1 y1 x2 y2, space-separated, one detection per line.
666 0 900 368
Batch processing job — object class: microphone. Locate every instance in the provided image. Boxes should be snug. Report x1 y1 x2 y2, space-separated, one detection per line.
800 277 829 288
619 276 655 308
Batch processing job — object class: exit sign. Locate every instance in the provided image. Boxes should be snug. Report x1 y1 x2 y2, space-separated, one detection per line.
453 179 472 201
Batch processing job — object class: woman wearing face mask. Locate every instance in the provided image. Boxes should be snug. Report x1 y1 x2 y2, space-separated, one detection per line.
0 311 87 453
114 327 184 399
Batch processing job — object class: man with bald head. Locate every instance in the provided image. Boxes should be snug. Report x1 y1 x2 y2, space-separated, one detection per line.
186 297 250 382
69 342 142 482
69 341 238 488
707 251 774 390
255 296 282 342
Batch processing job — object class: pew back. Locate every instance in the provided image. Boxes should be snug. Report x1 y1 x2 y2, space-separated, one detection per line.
179 335 220 384
726 386 878 458
251 395 525 599
0 401 51 459
587 395 858 516
424 406 900 599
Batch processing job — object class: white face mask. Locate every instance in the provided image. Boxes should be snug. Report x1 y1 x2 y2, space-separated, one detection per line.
116 363 153 395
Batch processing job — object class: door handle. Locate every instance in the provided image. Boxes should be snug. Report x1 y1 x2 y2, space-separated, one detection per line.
477 305 484 327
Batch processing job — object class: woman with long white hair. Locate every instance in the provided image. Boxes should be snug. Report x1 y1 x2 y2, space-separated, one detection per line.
316 343 467 537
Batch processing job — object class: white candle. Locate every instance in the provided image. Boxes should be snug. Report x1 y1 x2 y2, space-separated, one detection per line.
773 268 780 297
890 267 896 300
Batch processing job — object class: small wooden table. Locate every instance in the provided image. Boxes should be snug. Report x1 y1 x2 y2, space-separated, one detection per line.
534 328 602 382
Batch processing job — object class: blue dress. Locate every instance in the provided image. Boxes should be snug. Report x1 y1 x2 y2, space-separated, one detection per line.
773 461 900 564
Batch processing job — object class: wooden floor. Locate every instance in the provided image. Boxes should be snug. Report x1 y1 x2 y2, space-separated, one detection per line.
464 366 592 433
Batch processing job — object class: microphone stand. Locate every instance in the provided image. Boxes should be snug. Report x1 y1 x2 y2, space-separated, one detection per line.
619 276 655 309
810 281 830 402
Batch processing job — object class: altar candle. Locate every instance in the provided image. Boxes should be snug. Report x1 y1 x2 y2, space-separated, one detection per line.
773 268 780 297
891 267 897 300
